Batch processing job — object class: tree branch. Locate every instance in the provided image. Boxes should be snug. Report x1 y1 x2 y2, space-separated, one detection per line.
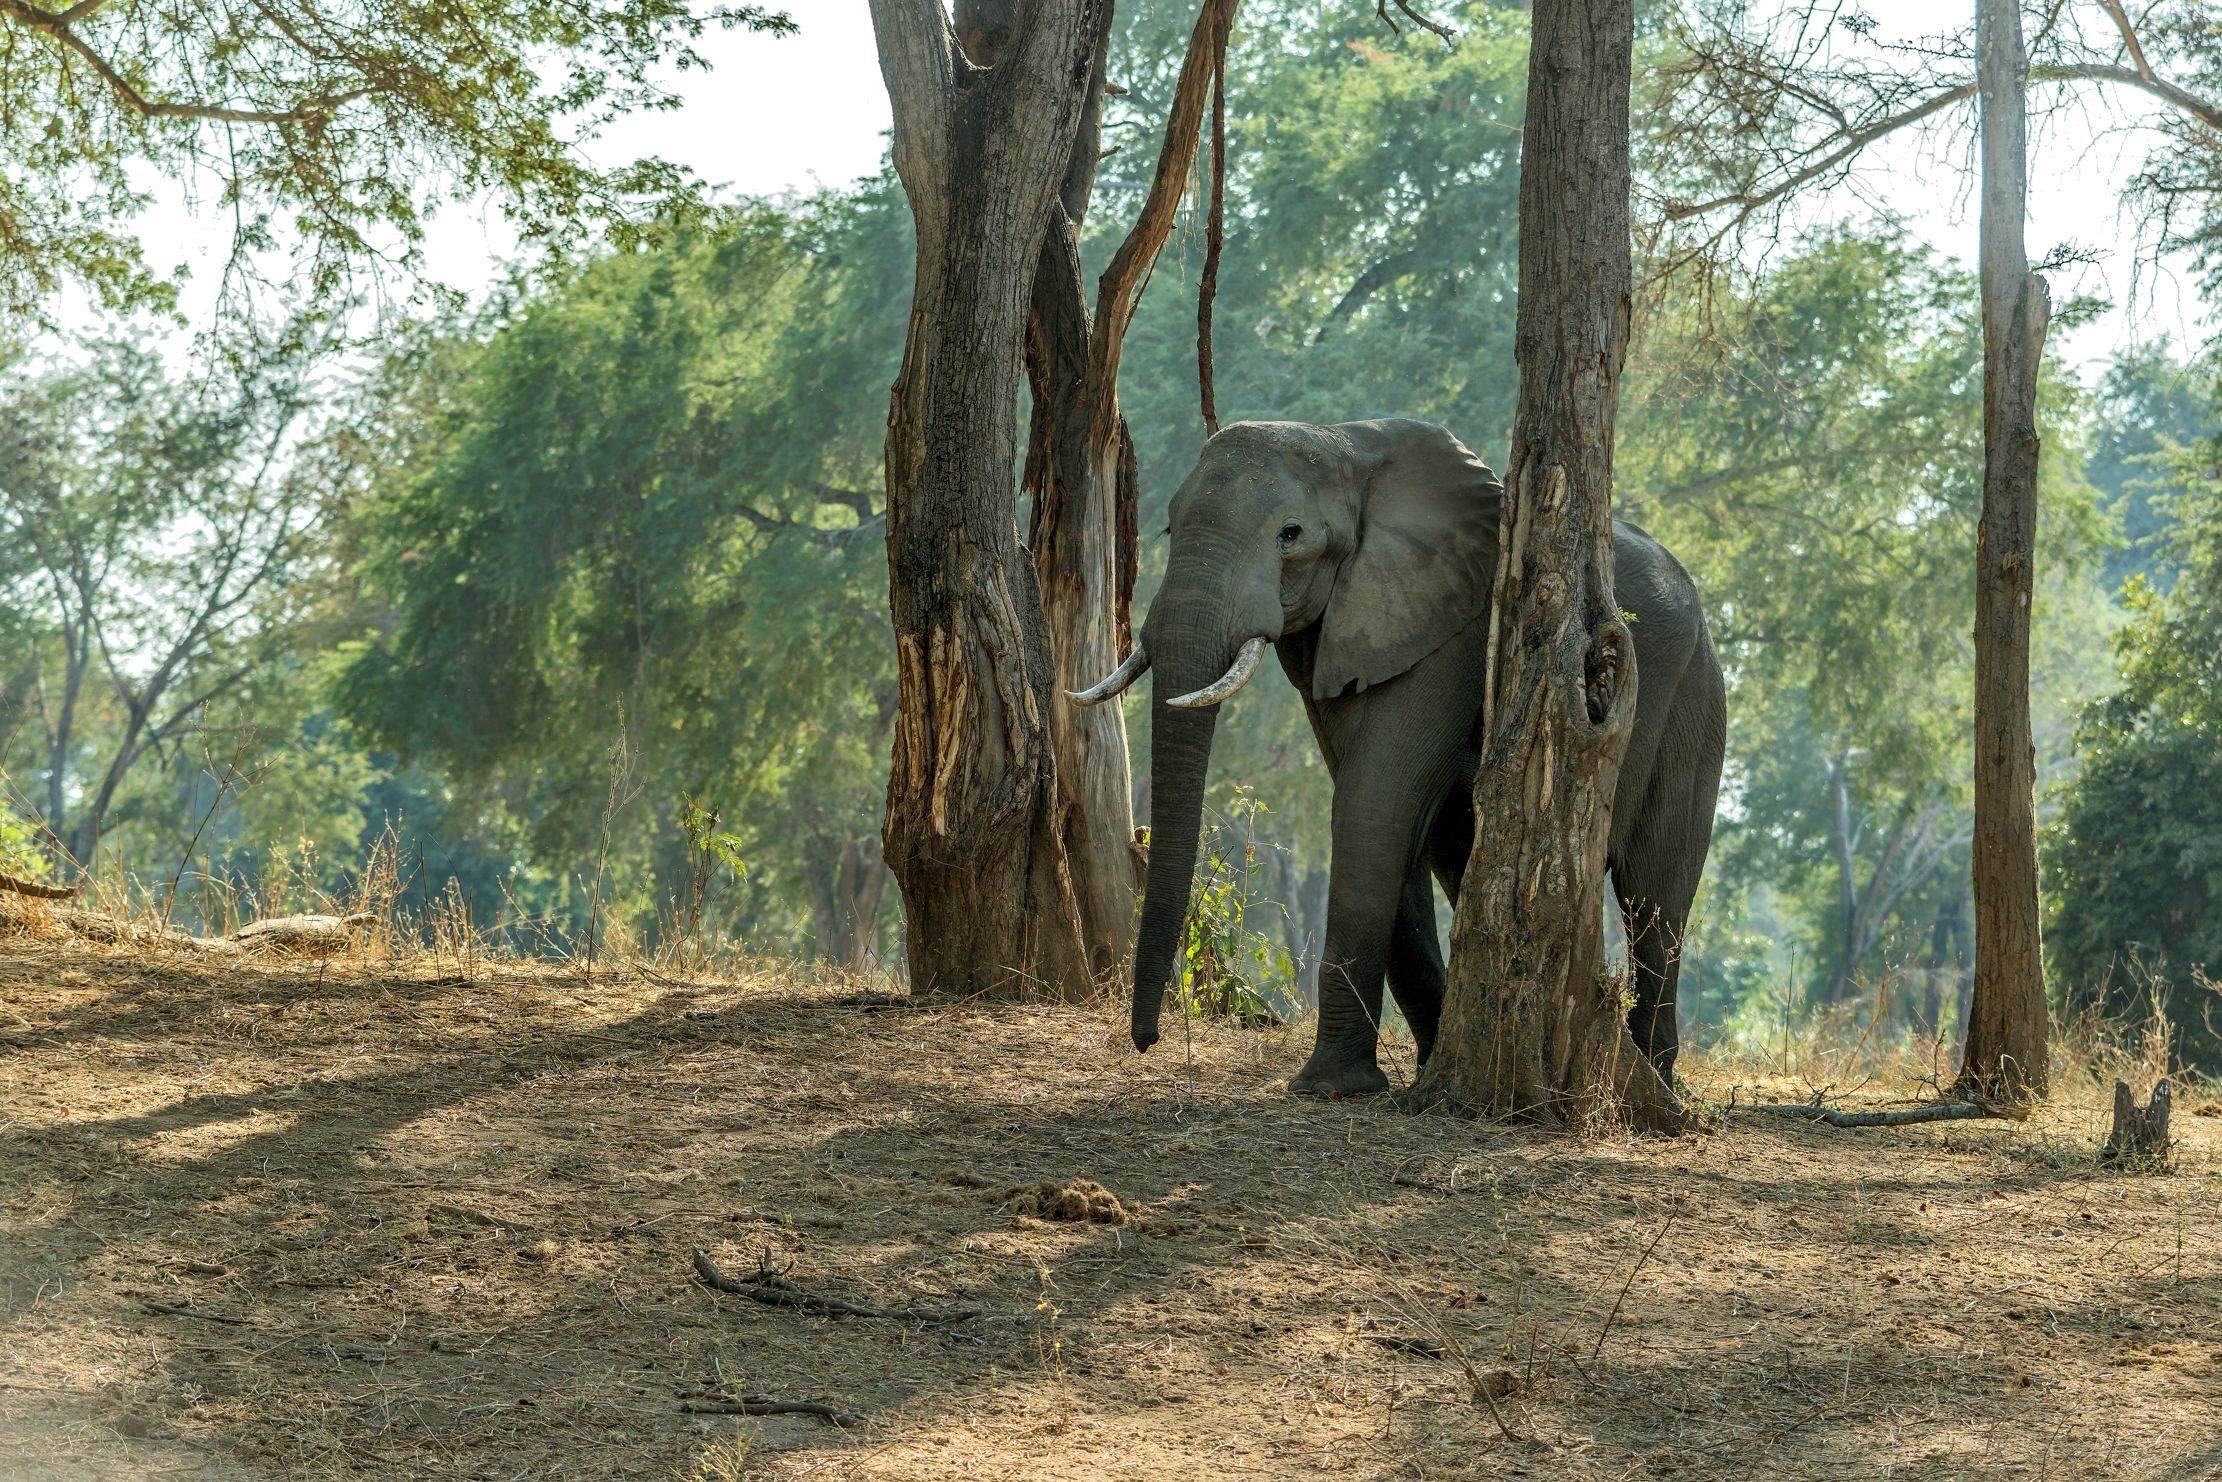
1311 249 1422 344
1090 0 1232 407
865 0 957 202
2101 0 2154 85
1662 62 2222 234
0 0 371 124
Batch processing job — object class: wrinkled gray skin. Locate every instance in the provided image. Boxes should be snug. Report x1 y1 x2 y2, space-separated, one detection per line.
1125 419 1726 1098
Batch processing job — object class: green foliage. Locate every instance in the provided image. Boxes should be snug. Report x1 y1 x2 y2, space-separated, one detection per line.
0 337 335 879
1624 228 2116 1007
1176 786 1295 1024
0 803 46 878
0 0 794 321
329 188 909 954
2047 445 2222 1067
2085 344 2217 593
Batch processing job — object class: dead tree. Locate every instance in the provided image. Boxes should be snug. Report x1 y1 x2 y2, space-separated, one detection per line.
1408 0 1682 1131
1959 0 2051 1102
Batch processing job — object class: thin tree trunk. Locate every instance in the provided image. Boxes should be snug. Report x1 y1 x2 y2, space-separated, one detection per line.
1407 0 1681 1132
1024 30 1139 979
1960 0 2051 1101
836 839 891 970
1825 751 1861 1005
1025 0 1236 979
870 0 1103 999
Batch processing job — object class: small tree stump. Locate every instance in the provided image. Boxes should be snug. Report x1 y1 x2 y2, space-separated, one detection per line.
2102 1079 2172 1166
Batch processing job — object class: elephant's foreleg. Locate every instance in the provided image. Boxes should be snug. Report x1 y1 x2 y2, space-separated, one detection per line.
1293 633 1481 1101
1385 863 1445 1067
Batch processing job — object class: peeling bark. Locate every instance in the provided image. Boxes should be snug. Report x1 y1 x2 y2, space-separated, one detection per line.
870 0 1105 999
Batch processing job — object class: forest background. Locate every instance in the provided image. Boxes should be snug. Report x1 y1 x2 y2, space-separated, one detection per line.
6 0 2222 1066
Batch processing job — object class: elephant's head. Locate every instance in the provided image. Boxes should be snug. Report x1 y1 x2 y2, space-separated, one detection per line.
1068 417 1504 1052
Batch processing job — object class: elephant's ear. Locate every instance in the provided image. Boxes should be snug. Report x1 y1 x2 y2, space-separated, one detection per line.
1311 419 1503 700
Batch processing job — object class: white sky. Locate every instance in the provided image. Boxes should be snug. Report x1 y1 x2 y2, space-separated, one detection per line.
75 0 2217 374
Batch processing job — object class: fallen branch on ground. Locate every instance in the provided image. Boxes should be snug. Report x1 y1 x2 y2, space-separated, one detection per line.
677 1389 863 1427
0 899 373 958
231 912 376 957
0 872 75 899
1732 1096 1996 1127
690 1247 979 1323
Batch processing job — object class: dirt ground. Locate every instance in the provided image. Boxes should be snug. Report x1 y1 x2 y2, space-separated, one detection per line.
2 942 2217 1481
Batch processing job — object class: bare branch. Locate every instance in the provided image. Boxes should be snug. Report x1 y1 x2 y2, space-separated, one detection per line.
2101 0 2154 84
1373 0 1454 45
1092 0 1231 396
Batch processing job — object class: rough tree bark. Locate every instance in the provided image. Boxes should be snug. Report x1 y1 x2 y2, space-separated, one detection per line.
1406 0 1682 1131
869 0 1106 998
1959 0 2052 1101
1023 0 1237 979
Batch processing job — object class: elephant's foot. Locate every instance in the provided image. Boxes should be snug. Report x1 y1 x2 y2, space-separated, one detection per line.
1289 1053 1390 1100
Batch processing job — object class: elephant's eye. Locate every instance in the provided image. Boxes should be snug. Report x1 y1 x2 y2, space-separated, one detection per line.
1278 522 1304 544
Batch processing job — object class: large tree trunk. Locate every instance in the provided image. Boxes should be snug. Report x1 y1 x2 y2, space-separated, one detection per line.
870 0 1103 999
1960 0 2051 1101
1407 0 1681 1132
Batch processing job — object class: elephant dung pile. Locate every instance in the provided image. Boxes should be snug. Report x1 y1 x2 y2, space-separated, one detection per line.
1005 1179 1133 1226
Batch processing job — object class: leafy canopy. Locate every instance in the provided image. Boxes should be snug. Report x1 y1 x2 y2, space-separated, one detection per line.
0 0 792 320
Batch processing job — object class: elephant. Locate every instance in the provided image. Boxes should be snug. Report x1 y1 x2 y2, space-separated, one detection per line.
1069 418 1726 1098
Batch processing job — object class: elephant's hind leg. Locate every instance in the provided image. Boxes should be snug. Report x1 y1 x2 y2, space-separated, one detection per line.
1614 879 1689 1082
1611 691 1724 1084
1385 862 1446 1067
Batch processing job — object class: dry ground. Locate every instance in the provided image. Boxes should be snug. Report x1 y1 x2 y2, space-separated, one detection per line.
1 942 2217 1482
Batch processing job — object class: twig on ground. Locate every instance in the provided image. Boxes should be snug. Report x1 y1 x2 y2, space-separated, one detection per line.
141 1299 257 1327
690 1247 979 1323
1359 1331 1446 1357
677 1390 863 1427
1593 1201 1680 1361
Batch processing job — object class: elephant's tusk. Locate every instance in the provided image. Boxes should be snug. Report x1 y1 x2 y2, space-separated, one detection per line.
1066 646 1150 706
1167 636 1268 709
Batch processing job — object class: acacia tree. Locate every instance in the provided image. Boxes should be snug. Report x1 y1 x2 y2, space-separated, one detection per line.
0 0 792 319
1409 0 1681 1128
0 343 317 869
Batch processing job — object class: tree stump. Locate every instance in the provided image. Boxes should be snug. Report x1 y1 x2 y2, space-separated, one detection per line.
2102 1079 2171 1166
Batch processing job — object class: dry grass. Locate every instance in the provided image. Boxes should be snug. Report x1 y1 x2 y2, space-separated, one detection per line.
1 936 2217 1482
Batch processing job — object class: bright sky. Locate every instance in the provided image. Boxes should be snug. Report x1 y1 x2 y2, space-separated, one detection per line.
91 0 2217 374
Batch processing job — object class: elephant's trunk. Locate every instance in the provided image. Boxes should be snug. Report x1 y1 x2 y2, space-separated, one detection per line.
1131 687 1219 1051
